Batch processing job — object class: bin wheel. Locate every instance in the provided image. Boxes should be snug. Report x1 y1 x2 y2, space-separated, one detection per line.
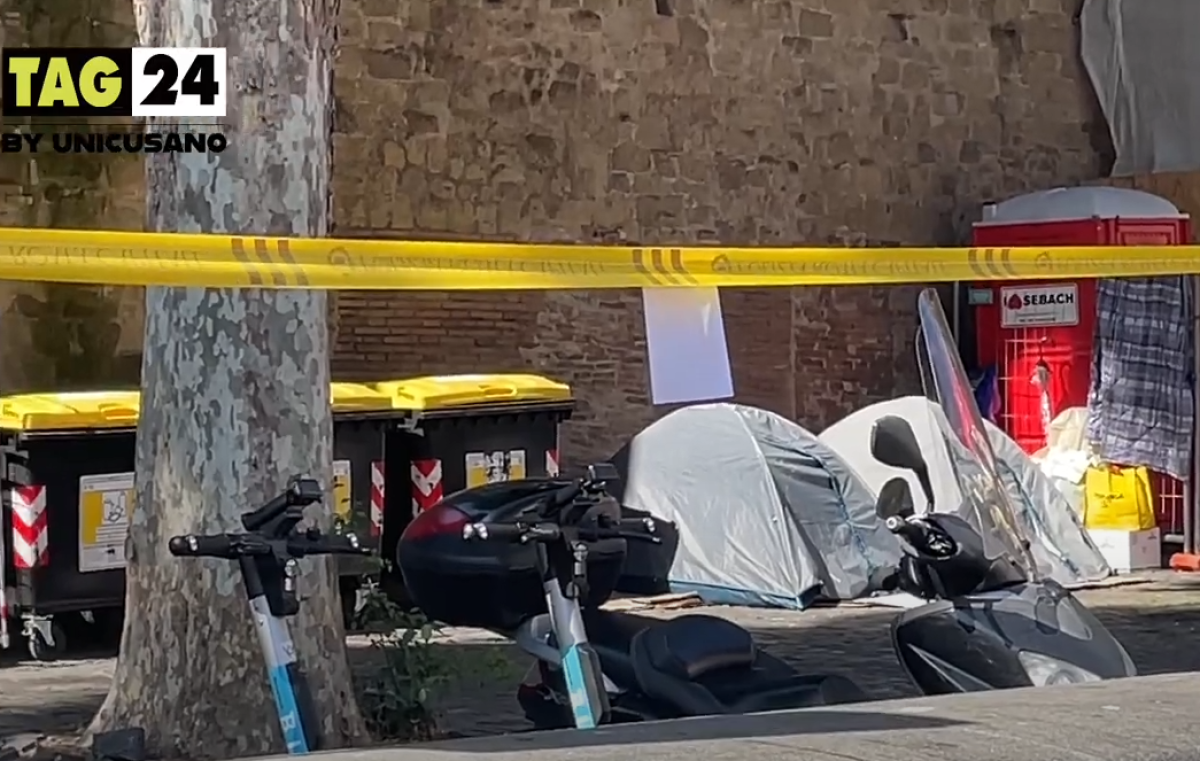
28 621 66 662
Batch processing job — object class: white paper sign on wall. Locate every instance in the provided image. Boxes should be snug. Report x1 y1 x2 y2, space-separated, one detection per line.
1000 284 1080 328
642 287 734 405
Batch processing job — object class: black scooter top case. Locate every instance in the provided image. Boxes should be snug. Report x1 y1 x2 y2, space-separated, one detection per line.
398 478 627 631
893 578 1136 694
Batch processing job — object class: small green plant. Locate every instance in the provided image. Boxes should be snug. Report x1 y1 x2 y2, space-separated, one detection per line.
350 575 517 742
353 586 452 741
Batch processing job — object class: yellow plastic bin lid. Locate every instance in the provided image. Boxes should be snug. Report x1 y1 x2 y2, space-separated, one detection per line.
329 382 392 413
371 374 572 412
0 390 142 431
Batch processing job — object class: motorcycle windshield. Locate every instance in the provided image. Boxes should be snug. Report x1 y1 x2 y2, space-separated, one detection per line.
915 289 1039 578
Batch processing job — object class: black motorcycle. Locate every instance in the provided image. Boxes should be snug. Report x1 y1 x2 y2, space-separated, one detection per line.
864 288 1135 692
870 412 1137 692
396 463 868 730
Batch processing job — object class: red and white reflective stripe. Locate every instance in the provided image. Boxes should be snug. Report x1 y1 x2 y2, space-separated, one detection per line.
411 459 443 516
12 485 48 569
369 460 385 537
545 449 560 477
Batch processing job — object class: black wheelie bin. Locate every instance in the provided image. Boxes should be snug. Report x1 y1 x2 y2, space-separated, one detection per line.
0 383 410 656
329 381 399 625
365 374 575 604
0 390 141 660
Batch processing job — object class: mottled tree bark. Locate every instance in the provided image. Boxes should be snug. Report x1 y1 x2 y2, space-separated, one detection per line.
87 0 368 756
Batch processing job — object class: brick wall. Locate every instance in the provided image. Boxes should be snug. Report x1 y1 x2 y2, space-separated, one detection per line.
330 0 1104 463
0 0 1105 463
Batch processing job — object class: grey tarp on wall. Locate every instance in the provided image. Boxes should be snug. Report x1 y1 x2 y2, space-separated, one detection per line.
612 403 901 609
1081 0 1200 175
820 396 1111 585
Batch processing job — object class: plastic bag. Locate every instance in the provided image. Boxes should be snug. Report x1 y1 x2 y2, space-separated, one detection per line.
1083 464 1157 531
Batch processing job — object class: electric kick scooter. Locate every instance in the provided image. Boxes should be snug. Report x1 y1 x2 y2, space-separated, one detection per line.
168 476 370 754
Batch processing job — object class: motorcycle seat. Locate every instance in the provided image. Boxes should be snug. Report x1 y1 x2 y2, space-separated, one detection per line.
579 608 660 688
630 614 868 716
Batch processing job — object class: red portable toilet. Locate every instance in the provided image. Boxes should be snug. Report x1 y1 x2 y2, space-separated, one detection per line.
969 186 1192 535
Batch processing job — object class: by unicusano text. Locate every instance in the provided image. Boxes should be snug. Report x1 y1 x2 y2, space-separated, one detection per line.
0 131 228 153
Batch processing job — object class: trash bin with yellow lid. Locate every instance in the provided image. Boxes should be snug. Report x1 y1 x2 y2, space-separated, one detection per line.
330 383 393 542
365 374 574 604
0 384 402 656
328 382 395 624
371 374 573 415
0 390 142 661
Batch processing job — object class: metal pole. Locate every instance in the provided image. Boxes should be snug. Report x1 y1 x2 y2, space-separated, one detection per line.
1186 275 1200 555
952 283 962 341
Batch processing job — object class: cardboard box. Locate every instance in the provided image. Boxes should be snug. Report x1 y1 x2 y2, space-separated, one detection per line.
1087 527 1161 572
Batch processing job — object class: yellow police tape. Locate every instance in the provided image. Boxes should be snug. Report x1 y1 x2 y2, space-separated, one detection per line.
2 226 1200 289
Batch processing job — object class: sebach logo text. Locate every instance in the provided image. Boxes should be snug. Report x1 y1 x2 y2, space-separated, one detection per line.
1021 291 1074 307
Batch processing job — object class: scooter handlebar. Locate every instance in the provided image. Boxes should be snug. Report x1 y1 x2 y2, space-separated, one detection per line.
464 513 660 544
171 530 370 559
463 522 556 542
612 516 656 533
287 531 371 557
169 534 236 558
886 515 927 546
886 516 956 559
589 516 660 542
549 482 585 509
464 522 514 541
545 469 616 513
583 527 662 543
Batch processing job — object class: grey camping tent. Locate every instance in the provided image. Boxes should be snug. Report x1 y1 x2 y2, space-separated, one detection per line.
611 403 901 609
819 396 1111 585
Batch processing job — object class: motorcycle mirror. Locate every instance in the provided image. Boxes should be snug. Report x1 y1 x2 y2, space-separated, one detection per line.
586 462 619 484
870 416 935 507
875 477 916 520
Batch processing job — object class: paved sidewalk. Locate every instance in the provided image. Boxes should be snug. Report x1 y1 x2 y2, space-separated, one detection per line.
3 572 1199 742
352 673 1200 761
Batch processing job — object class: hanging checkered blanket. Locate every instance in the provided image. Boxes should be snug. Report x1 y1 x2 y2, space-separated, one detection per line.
1086 276 1194 480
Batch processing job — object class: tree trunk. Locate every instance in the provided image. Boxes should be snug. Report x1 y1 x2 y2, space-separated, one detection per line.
88 0 368 756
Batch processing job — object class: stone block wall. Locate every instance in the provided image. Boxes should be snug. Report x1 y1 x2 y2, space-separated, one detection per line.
330 0 1104 461
0 0 1104 461
0 3 146 392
